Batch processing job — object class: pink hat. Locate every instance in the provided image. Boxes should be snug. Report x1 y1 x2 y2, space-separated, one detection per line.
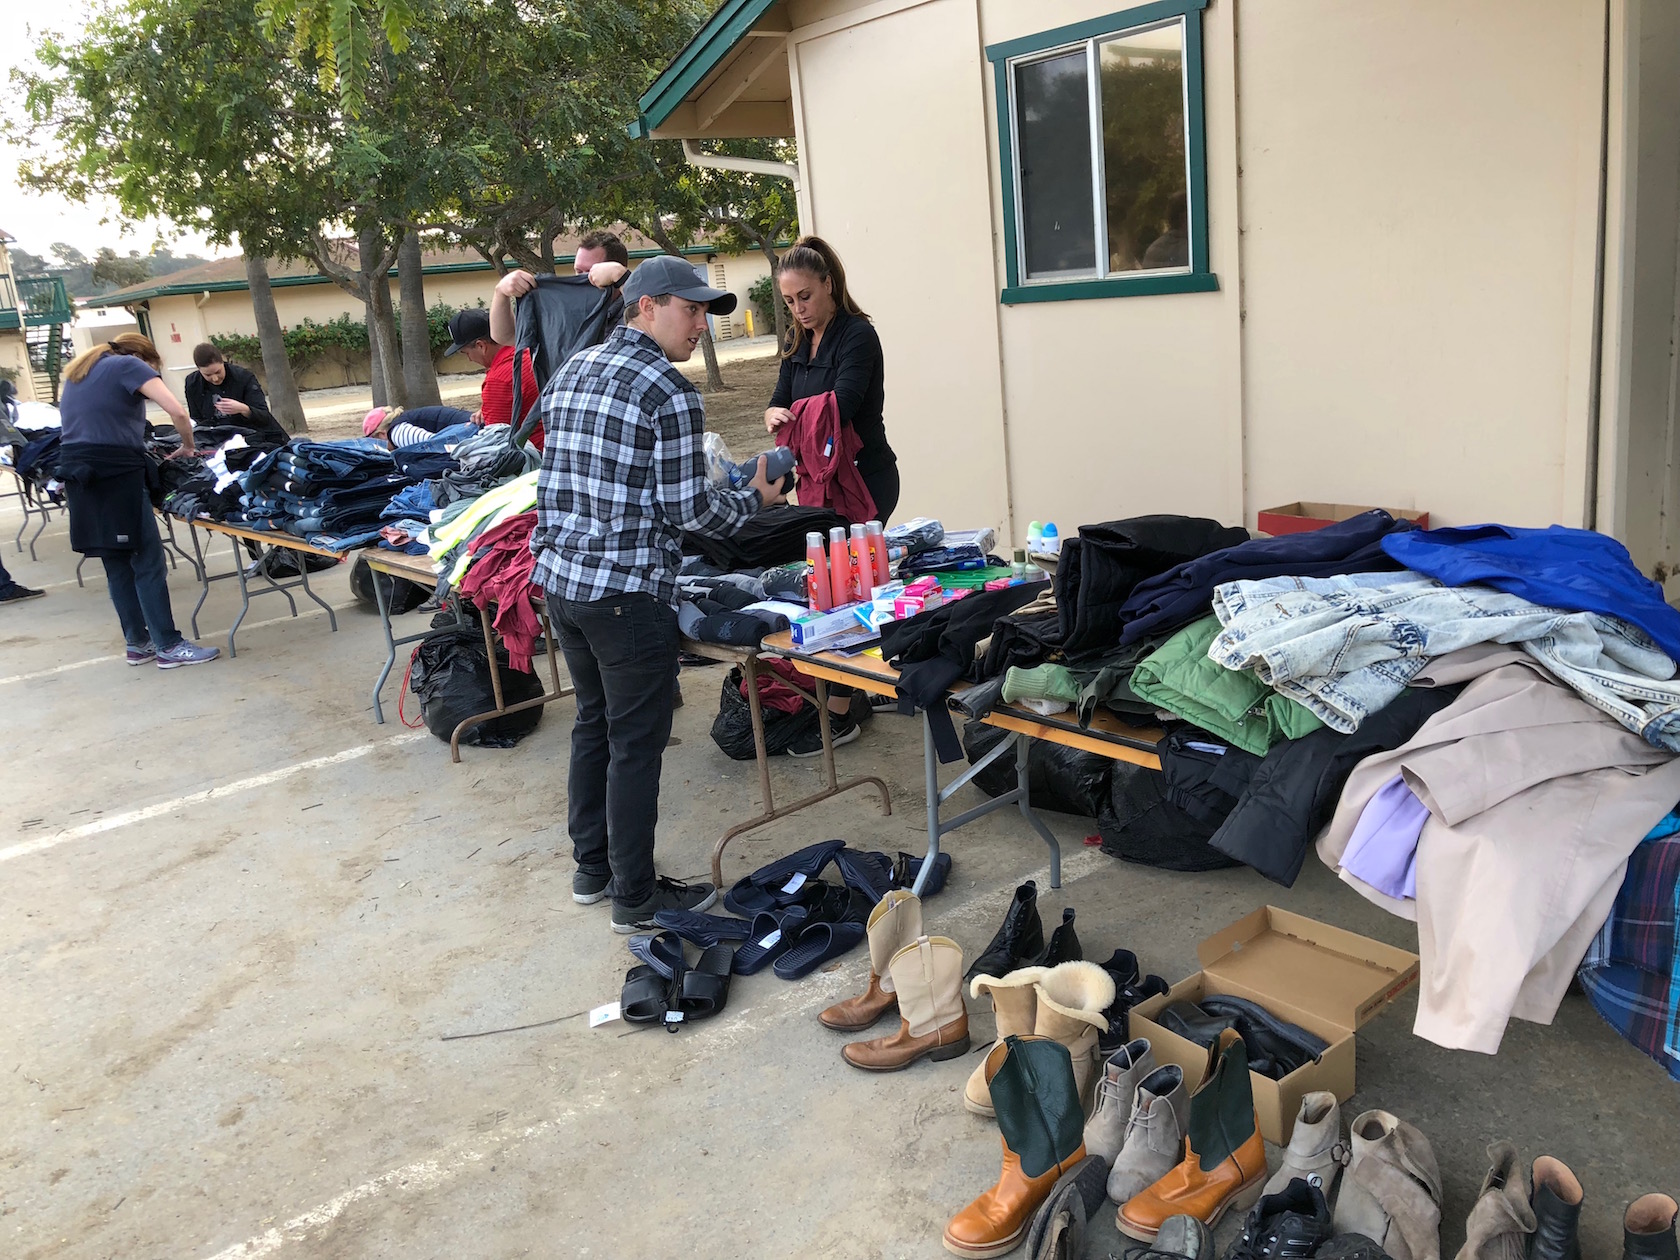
362 407 387 437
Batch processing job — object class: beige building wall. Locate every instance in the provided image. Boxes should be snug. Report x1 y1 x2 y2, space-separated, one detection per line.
790 0 1014 536
1236 0 1607 531
979 0 1246 540
0 331 32 402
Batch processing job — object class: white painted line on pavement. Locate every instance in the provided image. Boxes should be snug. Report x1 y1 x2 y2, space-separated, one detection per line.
189 848 1108 1258
0 730 428 862
0 602 356 686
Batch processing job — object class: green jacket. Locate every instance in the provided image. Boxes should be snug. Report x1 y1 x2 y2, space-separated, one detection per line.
1130 615 1324 755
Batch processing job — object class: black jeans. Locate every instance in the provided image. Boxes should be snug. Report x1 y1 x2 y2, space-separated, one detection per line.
101 522 183 651
548 590 679 908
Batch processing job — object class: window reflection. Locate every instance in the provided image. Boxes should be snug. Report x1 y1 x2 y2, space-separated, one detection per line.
1100 22 1189 274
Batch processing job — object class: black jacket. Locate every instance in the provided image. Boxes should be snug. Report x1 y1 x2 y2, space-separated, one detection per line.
769 309 895 475
185 363 288 445
58 442 157 556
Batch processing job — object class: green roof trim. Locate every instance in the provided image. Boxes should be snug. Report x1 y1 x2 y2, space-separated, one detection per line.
84 243 732 310
630 0 777 138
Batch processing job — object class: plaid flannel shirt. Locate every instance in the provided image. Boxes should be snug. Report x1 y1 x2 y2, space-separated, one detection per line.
530 325 759 606
1578 816 1680 1081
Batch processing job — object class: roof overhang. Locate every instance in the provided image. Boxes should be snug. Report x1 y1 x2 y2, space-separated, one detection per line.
630 0 795 140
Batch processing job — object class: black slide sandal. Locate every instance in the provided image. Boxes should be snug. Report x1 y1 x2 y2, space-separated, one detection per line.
677 944 735 1018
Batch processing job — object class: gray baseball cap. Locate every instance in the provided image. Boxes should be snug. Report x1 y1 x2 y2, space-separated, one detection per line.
622 255 738 315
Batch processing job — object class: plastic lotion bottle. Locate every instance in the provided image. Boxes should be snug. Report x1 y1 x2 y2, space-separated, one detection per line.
867 520 892 588
849 524 870 601
829 527 854 606
806 531 832 611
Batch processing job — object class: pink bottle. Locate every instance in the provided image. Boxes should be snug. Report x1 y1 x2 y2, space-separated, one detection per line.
867 520 892 588
828 527 853 606
806 531 832 611
849 525 870 601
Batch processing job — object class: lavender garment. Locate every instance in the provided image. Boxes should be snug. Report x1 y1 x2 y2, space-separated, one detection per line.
1341 774 1430 900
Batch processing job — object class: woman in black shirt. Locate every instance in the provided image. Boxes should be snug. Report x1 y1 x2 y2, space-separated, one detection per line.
764 237 898 521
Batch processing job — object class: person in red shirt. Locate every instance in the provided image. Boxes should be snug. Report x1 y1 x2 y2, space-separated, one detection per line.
442 308 543 449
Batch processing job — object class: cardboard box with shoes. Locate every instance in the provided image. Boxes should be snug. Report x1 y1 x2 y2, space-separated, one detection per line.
1128 906 1419 1145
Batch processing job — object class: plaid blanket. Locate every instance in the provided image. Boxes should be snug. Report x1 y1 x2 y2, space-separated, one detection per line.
1578 810 1680 1081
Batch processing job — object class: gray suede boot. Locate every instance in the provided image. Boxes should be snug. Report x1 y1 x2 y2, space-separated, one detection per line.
1454 1141 1533 1260
1264 1090 1347 1198
1105 1064 1188 1205
1332 1110 1444 1260
1083 1038 1156 1164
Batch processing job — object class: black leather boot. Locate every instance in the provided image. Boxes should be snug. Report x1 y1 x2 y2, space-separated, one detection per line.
1625 1195 1680 1260
964 881 1044 981
1527 1157 1581 1260
1035 906 1082 966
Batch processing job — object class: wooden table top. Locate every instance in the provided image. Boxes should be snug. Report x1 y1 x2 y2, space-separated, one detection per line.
759 629 1164 763
362 548 442 581
172 515 354 559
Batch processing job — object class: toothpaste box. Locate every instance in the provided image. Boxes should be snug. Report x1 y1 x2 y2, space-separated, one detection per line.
791 603 864 647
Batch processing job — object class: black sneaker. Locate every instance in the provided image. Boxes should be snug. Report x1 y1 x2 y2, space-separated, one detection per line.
610 876 718 934
785 713 861 758
572 869 614 905
1222 1180 1334 1260
868 692 900 713
0 584 45 603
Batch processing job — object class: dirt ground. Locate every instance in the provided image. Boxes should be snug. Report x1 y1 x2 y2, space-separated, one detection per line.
299 346 782 457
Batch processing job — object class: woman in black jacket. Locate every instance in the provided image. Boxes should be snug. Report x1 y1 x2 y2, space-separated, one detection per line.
764 237 898 521
184 343 289 445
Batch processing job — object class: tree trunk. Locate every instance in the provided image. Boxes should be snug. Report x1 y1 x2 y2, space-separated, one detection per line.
760 243 788 347
360 224 406 409
367 302 387 406
398 231 441 406
697 325 724 391
243 251 307 434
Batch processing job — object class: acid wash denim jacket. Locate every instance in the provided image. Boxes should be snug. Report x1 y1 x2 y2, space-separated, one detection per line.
1209 572 1680 752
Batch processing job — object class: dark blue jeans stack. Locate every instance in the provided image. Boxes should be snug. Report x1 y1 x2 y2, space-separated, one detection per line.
103 522 182 650
547 590 680 910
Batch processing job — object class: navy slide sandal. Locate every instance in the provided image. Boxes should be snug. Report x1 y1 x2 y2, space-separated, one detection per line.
654 909 753 949
731 908 808 975
773 919 866 981
723 839 846 916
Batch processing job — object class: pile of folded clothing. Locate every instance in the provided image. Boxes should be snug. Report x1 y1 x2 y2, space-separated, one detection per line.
428 426 537 507
232 439 411 548
676 573 805 647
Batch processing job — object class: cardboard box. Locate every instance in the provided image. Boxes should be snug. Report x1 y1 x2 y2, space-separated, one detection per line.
790 604 863 647
1257 502 1430 536
1128 907 1418 1145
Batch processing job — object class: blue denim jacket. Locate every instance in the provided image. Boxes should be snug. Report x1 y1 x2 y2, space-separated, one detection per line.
1210 573 1680 750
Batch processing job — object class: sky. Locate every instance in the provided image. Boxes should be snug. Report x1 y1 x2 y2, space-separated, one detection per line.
1 5 231 261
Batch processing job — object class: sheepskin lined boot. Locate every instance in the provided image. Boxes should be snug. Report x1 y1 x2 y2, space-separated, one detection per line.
964 967 1049 1117
1455 1141 1532 1260
943 1035 1088 1259
1083 1038 1156 1164
843 935 969 1071
1623 1195 1678 1260
820 890 922 1032
1332 1110 1443 1260
1527 1157 1582 1260
1116 1031 1267 1242
1263 1091 1346 1199
1031 960 1116 1114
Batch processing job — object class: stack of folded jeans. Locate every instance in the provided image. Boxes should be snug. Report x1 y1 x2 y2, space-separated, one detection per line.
233 439 405 539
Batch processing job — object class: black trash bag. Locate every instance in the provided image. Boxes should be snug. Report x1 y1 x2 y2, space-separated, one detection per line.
710 665 821 759
960 722 1113 819
408 626 544 748
348 554 430 615
255 547 340 577
1097 759 1240 872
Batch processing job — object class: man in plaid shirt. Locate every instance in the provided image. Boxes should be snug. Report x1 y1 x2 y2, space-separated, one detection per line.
531 256 785 933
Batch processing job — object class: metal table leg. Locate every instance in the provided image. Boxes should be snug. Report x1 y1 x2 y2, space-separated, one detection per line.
909 715 1062 896
225 533 254 657
187 521 212 638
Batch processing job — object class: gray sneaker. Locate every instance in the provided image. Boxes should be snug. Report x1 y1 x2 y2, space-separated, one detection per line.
610 876 718 934
573 870 615 905
156 641 221 669
126 642 158 666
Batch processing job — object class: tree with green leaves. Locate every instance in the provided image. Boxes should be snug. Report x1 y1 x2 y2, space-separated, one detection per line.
89 248 152 290
8 0 327 431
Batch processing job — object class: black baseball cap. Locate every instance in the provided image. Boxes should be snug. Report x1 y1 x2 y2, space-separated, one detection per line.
444 308 493 356
622 255 738 315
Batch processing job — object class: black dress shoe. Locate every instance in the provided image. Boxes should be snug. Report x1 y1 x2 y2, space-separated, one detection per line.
1624 1195 1679 1260
964 880 1044 981
1528 1157 1583 1260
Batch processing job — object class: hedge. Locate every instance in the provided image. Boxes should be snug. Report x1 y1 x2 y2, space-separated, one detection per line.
210 299 468 376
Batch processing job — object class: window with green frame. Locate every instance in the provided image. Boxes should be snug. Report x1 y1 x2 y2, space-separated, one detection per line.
988 0 1216 304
